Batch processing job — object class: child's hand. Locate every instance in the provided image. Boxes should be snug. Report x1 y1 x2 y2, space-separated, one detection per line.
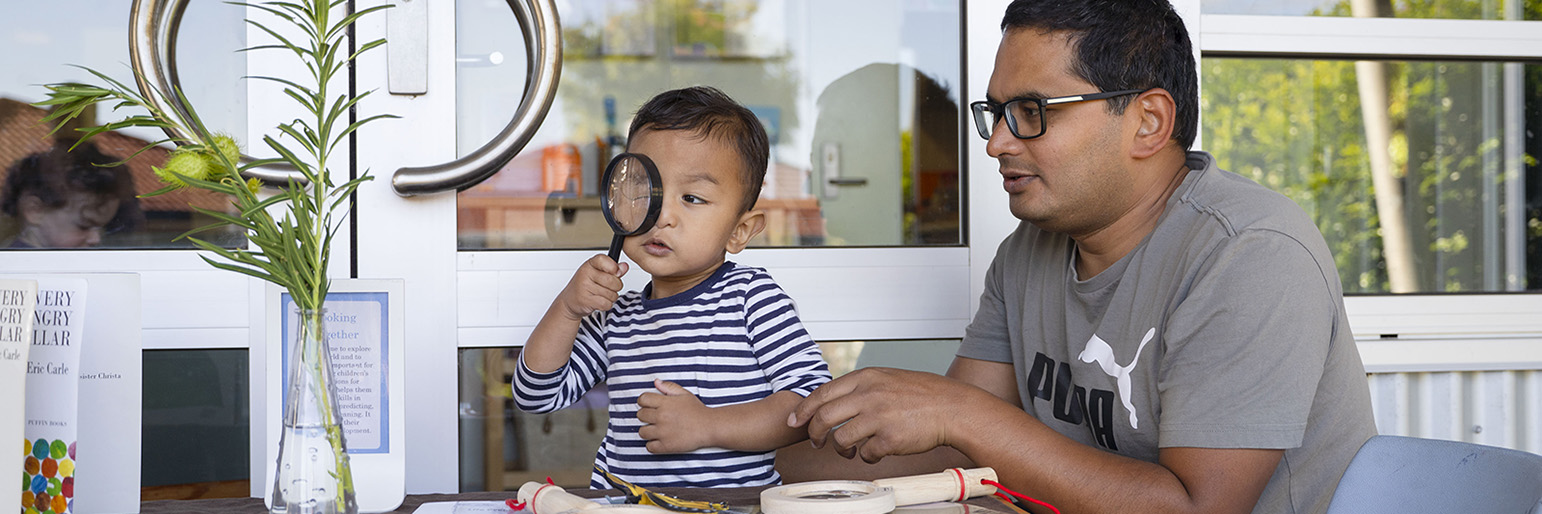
555 255 629 321
637 379 713 454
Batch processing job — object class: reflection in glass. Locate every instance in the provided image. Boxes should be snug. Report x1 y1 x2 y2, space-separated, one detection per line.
1201 58 1540 294
455 0 962 249
142 349 250 496
0 1 248 250
1202 0 1540 20
459 348 606 491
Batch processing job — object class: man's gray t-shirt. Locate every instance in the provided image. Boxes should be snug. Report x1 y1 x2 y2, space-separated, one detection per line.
959 151 1376 514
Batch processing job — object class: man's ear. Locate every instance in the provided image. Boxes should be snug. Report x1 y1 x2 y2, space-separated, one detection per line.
726 209 767 254
1130 88 1178 159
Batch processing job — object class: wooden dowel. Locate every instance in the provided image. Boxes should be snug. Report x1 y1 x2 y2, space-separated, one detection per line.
873 467 998 506
517 481 601 514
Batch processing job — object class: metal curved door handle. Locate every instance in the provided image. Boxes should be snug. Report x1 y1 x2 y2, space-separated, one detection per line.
131 0 562 193
391 0 563 196
129 0 302 185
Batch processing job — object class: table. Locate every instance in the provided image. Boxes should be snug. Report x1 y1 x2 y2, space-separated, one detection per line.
139 486 1030 513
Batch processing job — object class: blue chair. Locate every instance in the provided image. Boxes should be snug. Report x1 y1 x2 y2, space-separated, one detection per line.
1326 435 1542 513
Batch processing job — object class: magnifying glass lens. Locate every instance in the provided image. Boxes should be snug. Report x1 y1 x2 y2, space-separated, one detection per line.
607 156 654 233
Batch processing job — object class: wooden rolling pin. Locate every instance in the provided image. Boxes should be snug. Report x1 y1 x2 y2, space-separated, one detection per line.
874 467 999 506
516 481 601 513
761 467 999 514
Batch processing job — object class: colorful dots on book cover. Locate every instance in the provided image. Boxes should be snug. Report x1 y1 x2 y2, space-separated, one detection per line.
20 438 74 514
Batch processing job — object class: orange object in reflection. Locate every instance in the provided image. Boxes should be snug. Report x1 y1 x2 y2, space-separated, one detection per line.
541 144 582 197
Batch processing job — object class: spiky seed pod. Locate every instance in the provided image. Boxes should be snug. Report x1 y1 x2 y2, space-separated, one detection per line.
152 165 187 188
165 148 215 183
211 133 241 166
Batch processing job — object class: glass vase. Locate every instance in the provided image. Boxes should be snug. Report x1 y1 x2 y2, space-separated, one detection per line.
271 308 358 514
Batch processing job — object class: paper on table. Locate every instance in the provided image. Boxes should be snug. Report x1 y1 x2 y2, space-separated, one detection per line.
410 501 514 513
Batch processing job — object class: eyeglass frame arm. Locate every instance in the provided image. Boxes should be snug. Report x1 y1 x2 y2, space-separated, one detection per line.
970 88 1147 140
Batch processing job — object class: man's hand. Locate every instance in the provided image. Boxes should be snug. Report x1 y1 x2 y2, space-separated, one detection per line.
788 367 1007 464
555 255 629 321
637 379 713 454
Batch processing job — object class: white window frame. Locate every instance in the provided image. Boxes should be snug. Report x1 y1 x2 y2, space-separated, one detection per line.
1194 6 1542 373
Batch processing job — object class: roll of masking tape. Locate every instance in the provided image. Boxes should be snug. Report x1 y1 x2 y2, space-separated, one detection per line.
760 480 898 514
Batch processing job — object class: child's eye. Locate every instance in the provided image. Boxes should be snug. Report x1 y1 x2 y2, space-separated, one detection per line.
682 194 707 205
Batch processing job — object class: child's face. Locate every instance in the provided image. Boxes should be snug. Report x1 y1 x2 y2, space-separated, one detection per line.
621 129 764 290
22 192 119 248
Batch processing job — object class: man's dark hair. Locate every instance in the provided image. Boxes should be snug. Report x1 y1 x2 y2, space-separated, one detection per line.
1002 0 1197 149
628 86 771 211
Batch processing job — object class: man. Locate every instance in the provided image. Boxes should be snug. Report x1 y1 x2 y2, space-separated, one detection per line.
785 2 1376 513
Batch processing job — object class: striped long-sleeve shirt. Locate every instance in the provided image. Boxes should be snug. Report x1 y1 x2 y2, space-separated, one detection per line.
513 261 831 489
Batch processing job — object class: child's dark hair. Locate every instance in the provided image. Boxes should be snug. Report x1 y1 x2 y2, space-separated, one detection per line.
1 140 122 217
627 86 770 211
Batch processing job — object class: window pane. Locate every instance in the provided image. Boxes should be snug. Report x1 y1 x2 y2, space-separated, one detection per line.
1 2 248 250
459 348 606 491
1202 0 1541 20
1201 58 1541 293
455 0 962 249
142 349 250 492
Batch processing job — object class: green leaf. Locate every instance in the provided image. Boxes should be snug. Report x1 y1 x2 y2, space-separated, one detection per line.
326 4 393 42
263 134 312 172
328 113 400 153
136 183 183 198
192 206 261 231
244 19 309 58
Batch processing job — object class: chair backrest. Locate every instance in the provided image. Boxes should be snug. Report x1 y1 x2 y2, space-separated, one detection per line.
1326 435 1542 514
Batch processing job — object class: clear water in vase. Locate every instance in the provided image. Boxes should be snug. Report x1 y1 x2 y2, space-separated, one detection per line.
271 308 357 514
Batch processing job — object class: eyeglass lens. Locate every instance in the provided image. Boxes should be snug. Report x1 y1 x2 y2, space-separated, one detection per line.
972 99 1044 139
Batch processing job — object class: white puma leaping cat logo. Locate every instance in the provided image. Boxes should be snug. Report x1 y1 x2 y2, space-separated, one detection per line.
1077 327 1156 429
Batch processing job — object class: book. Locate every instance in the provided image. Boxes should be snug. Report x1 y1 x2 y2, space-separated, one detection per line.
1 279 38 514
22 277 86 514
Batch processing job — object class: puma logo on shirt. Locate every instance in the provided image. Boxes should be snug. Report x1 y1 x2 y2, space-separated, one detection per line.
1078 327 1156 429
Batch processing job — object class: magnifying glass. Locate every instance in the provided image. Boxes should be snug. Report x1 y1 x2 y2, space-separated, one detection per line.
600 153 663 261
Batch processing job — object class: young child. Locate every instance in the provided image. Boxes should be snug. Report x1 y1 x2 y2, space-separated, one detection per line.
1 140 134 249
513 86 831 489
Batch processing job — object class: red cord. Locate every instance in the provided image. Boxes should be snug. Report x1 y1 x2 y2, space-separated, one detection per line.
982 479 1060 514
507 481 560 513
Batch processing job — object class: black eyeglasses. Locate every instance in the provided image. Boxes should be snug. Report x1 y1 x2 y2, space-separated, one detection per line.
969 89 1146 140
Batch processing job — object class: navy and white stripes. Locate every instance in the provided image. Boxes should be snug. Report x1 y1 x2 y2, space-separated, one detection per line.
513 262 831 489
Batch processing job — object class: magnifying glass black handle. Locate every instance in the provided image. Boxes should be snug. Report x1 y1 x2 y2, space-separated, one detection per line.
607 234 625 262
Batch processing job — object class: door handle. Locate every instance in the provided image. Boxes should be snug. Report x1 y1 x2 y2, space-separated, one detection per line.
391 0 562 196
128 0 564 194
129 0 302 185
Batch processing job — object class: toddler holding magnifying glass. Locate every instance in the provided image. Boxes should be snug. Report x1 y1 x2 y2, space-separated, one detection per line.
514 86 832 489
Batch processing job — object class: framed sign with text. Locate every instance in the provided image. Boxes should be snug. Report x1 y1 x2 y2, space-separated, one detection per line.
261 279 405 512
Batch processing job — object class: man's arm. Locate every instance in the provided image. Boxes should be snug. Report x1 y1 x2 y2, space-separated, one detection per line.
789 357 1281 514
774 356 1011 482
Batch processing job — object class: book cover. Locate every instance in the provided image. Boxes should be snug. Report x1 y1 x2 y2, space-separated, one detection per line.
1 279 38 514
22 278 87 514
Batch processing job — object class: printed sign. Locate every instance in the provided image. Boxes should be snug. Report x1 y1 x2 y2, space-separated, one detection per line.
280 292 390 453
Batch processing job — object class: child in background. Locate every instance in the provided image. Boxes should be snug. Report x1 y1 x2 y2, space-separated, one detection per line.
1 140 132 248
513 86 831 488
